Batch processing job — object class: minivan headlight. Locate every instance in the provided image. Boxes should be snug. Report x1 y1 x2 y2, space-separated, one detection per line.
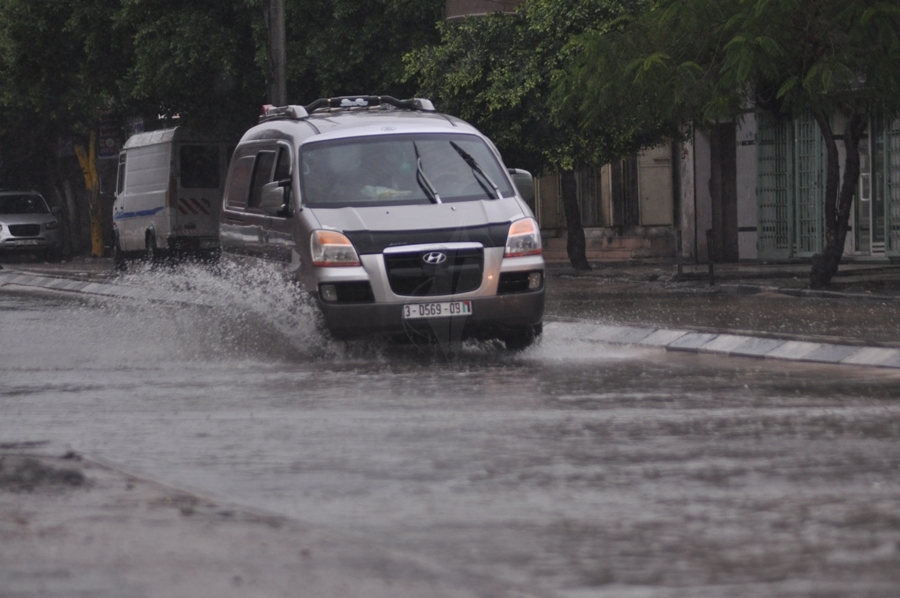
504 218 542 258
45 219 60 230
311 230 361 267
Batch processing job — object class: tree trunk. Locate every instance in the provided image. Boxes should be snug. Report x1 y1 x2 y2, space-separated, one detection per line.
809 111 867 289
559 169 591 270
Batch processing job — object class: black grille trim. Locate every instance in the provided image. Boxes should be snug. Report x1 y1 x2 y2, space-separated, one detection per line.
8 224 41 237
345 224 510 255
385 247 484 296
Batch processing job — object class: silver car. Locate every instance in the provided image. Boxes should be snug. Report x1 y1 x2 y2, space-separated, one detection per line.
220 96 544 348
0 191 62 261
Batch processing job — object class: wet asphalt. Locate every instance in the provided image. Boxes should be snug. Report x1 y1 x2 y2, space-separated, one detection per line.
1 257 899 596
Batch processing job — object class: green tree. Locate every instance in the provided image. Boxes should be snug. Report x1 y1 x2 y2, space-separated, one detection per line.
1 0 445 257
285 0 444 103
556 0 900 286
406 0 659 270
0 0 130 254
119 0 265 136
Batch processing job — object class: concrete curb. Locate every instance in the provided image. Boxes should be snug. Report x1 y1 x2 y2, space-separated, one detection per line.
715 282 900 302
545 322 900 370
0 270 217 307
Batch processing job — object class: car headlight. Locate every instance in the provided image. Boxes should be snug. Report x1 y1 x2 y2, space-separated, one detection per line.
45 220 60 230
310 230 360 267
504 218 542 257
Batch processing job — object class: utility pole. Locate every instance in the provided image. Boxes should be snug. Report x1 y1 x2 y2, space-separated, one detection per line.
265 0 287 106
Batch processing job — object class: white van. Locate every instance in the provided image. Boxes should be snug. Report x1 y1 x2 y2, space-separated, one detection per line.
112 127 232 266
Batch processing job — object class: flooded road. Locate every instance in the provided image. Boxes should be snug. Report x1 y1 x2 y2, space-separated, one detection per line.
2 264 900 597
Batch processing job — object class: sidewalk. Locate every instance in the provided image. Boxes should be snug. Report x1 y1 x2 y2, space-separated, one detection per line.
549 259 900 300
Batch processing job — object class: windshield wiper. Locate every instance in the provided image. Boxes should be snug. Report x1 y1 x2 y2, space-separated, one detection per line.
449 141 502 200
413 142 441 204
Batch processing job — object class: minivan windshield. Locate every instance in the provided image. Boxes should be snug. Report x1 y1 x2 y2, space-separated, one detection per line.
299 133 514 208
0 194 49 215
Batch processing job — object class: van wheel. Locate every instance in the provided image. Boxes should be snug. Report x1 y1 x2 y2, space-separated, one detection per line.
145 232 159 265
501 323 542 352
112 238 127 271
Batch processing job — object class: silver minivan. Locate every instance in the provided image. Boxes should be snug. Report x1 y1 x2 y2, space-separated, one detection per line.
220 96 544 348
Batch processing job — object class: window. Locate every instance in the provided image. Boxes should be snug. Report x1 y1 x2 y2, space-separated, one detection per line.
274 146 291 182
299 133 514 208
116 154 126 196
180 144 221 189
225 155 255 209
248 151 276 209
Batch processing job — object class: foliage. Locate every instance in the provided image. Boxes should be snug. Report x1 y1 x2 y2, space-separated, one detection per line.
0 0 445 256
405 0 647 175
118 0 264 135
553 0 734 149
0 0 128 188
285 0 444 103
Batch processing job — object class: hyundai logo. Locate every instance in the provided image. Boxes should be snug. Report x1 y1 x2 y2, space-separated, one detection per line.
422 251 447 265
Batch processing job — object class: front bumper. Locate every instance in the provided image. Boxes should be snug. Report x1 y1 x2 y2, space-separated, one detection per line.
0 236 60 252
317 289 545 340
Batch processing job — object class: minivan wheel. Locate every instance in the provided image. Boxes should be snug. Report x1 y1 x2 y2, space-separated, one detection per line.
501 323 542 351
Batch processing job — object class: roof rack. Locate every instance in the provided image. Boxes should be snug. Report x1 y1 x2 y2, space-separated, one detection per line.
305 95 435 113
259 96 436 123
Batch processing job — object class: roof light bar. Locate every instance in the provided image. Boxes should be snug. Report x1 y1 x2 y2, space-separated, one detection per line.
259 104 310 122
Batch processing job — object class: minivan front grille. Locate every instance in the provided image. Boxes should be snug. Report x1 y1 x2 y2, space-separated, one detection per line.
384 247 483 296
8 224 41 237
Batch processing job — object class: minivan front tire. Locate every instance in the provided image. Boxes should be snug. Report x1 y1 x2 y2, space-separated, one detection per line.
501 323 542 351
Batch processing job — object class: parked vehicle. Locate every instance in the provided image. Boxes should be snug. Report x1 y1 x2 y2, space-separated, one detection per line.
0 191 62 262
112 127 231 268
220 95 544 348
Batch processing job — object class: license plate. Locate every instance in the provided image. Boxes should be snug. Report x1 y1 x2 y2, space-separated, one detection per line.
403 300 472 319
7 239 40 246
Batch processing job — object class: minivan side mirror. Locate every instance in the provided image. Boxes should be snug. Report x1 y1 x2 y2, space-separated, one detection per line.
260 179 293 216
508 168 535 208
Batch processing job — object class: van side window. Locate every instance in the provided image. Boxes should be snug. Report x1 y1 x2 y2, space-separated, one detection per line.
116 153 126 196
274 147 291 181
248 150 276 208
180 144 221 189
226 155 255 209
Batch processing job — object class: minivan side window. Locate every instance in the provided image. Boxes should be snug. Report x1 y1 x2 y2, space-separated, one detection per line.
226 155 255 209
274 146 291 182
180 144 221 189
248 150 276 209
116 153 126 196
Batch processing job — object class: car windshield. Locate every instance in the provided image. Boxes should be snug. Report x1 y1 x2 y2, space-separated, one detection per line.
0 194 48 215
299 133 514 207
